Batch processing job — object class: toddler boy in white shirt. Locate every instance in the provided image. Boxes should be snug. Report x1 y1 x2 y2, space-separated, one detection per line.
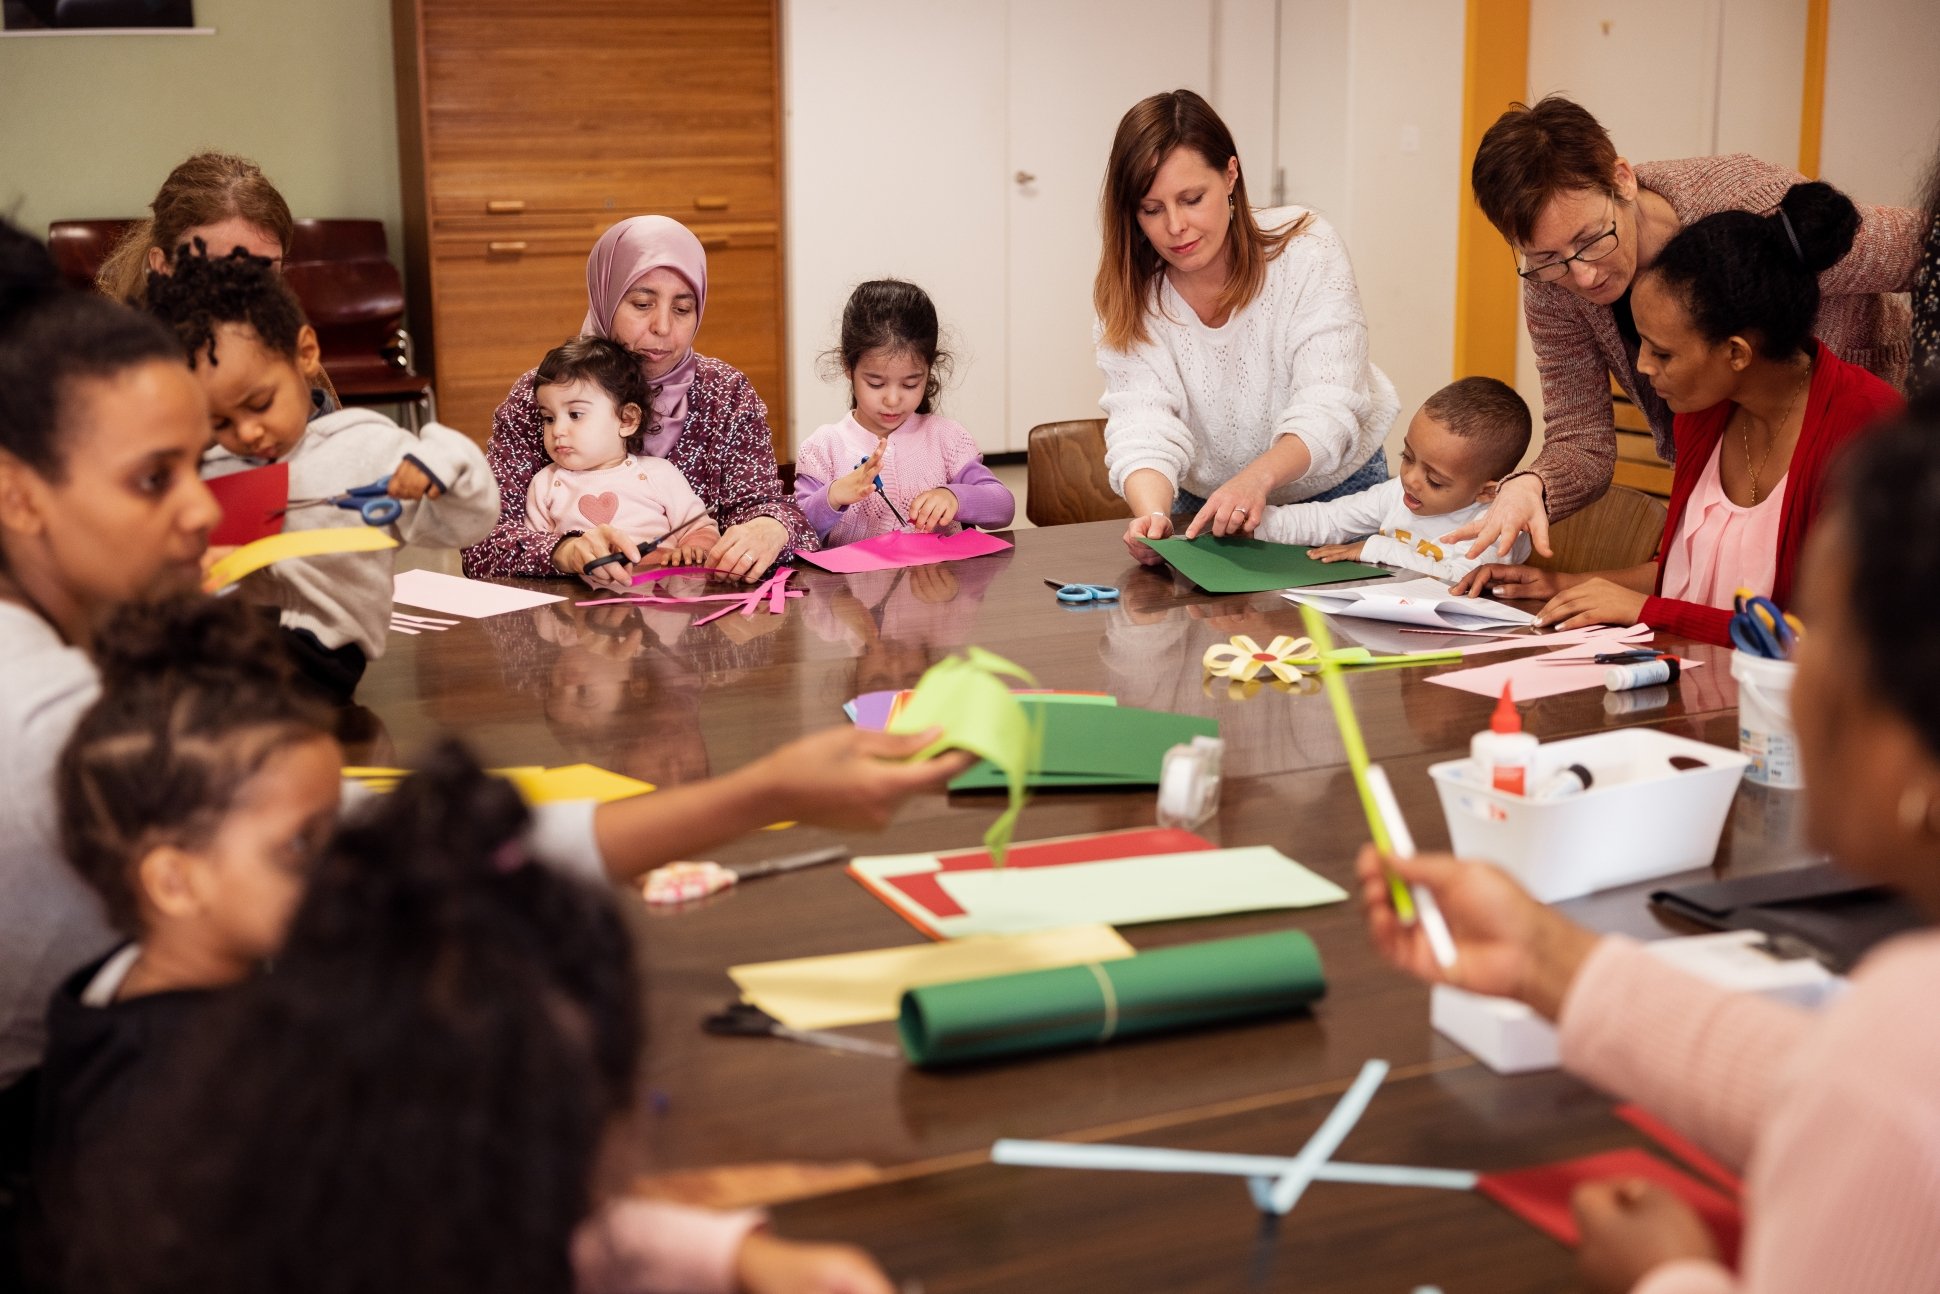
1256 376 1533 584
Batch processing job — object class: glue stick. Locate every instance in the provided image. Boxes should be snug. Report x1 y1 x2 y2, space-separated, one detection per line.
1470 683 1538 796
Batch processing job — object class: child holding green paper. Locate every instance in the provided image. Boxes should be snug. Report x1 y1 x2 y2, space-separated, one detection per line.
1256 378 1532 585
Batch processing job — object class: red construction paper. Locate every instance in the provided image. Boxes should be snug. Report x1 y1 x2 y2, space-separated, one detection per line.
876 827 1214 920
1615 1105 1744 1196
1478 1148 1743 1266
207 463 289 546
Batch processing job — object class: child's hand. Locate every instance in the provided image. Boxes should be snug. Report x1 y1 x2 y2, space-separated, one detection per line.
387 458 443 501
746 727 973 830
1307 540 1365 563
1573 1179 1720 1294
827 442 886 510
1535 576 1646 631
660 527 720 568
554 526 645 591
907 486 959 531
733 1231 896 1294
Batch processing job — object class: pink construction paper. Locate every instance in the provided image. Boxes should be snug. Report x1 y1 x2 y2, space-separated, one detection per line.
795 529 1012 574
1427 635 1701 700
1402 623 1654 658
629 565 713 585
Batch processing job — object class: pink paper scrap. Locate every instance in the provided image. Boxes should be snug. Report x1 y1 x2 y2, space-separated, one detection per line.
794 529 1012 574
629 565 714 585
1401 622 1654 658
1426 635 1701 701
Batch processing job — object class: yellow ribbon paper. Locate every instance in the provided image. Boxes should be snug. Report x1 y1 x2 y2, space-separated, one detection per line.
886 646 1040 865
1201 634 1314 684
204 528 398 592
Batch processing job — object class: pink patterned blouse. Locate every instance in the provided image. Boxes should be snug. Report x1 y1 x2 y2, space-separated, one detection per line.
461 355 817 579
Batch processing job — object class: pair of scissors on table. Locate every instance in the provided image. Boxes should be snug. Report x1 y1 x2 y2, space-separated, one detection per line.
1044 578 1120 605
277 475 401 526
703 1001 902 1059
1731 588 1800 660
852 453 909 529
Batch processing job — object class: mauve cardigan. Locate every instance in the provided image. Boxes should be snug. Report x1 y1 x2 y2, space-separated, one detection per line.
1639 342 1901 645
1522 154 1923 521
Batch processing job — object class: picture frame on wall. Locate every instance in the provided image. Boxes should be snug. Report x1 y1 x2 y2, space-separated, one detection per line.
2 0 204 33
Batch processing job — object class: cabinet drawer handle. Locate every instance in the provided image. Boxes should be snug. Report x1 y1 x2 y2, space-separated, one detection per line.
699 235 729 250
488 240 529 254
486 199 526 215
693 195 729 211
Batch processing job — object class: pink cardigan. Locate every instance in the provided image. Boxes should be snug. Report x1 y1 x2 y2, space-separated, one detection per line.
1559 931 1940 1292
1522 154 1923 521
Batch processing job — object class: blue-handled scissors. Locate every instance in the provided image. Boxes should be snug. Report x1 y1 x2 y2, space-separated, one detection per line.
1044 578 1120 605
279 475 402 527
1730 589 1798 659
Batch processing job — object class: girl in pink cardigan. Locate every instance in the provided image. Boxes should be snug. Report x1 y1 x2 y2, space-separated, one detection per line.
1362 412 1940 1293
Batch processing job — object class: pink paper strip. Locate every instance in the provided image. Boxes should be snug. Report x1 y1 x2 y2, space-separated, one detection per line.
629 565 714 585
794 529 1012 574
1427 636 1701 700
1427 623 1654 658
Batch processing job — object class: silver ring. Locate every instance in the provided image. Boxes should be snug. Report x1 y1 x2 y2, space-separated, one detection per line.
1232 506 1248 515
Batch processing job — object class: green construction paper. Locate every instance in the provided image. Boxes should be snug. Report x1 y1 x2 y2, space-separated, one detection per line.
1141 533 1390 594
948 702 1217 790
899 929 1327 1066
887 648 1039 863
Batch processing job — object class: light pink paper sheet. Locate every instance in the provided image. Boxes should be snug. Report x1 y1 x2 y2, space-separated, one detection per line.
795 530 1012 574
1426 634 1701 700
392 569 566 618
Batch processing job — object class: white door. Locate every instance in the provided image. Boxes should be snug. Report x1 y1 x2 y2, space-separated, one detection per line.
1004 0 1215 450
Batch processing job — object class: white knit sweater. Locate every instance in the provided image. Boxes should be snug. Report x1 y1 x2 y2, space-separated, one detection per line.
1095 207 1400 505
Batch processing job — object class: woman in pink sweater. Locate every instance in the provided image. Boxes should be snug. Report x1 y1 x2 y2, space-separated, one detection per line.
1362 411 1940 1292
1453 95 1923 562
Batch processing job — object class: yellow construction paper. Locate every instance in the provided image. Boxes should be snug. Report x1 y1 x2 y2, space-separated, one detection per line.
728 925 1136 1031
204 527 398 591
887 646 1039 865
502 763 655 805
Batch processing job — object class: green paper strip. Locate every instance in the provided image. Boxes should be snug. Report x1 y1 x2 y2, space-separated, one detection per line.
1140 533 1389 594
898 930 1326 1067
887 647 1039 864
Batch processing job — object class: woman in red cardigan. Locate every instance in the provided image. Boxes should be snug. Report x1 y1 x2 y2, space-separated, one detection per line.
1455 181 1902 645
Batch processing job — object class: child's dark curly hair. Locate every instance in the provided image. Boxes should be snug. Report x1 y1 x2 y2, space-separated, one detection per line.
56 594 334 937
67 738 643 1294
823 278 952 415
143 242 308 369
535 335 656 456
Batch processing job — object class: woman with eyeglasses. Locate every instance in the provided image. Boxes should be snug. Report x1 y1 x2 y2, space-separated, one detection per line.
1450 96 1922 563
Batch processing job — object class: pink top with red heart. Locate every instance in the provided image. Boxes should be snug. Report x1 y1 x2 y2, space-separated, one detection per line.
524 454 713 545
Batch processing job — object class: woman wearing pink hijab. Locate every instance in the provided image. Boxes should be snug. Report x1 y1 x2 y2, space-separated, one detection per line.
464 216 815 586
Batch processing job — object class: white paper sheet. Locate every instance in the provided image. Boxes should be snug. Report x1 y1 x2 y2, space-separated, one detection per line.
392 569 565 618
1285 577 1539 630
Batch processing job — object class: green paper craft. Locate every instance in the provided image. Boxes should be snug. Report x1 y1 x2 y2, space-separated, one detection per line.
898 929 1327 1066
886 646 1039 864
948 702 1218 790
1140 533 1390 594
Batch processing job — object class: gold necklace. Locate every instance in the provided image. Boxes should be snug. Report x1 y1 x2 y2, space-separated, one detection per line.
1742 361 1811 506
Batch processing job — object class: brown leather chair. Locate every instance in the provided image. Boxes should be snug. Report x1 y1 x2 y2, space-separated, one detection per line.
1026 419 1130 527
1527 484 1668 574
46 219 135 291
283 219 434 428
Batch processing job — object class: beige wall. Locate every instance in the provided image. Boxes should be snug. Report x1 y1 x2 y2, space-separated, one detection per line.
0 0 403 269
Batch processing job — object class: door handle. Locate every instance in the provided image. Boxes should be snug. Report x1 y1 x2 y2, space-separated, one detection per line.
486 199 526 215
487 240 528 254
1014 171 1036 185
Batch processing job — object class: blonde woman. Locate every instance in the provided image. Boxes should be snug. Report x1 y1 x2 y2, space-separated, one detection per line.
1094 89 1399 564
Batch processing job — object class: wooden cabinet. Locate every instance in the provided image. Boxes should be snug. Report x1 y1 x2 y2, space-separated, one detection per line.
392 0 787 451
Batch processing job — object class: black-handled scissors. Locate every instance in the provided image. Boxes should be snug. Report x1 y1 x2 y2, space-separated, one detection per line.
703 1002 902 1059
582 534 668 577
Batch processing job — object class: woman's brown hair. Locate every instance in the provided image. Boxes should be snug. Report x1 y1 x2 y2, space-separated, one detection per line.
1470 96 1620 246
1093 89 1309 352
97 152 294 304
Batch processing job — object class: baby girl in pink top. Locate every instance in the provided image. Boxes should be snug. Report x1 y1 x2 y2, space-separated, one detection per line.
794 279 1014 545
525 336 718 565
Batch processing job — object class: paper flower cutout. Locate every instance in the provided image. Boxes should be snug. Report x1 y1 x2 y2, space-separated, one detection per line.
1202 634 1315 685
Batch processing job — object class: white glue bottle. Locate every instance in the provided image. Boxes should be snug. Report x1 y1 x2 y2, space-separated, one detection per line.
1471 683 1538 796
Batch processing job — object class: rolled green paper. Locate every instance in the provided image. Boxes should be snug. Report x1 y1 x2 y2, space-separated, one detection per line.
897 930 1325 1067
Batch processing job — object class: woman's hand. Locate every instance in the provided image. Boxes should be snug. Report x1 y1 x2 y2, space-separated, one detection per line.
827 442 886 510
1356 846 1599 1017
1573 1180 1720 1294
1308 540 1366 563
907 486 959 532
387 458 443 501
706 516 789 584
1450 564 1576 601
748 726 974 831
1184 466 1272 540
553 525 647 592
1446 474 1551 561
1124 511 1175 565
657 527 720 569
733 1231 896 1294
1536 577 1647 631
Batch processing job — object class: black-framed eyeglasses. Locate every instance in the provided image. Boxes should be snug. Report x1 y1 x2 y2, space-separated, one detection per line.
1517 208 1620 283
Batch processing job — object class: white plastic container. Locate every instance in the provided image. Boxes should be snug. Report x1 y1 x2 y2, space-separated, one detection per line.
1428 728 1750 902
1731 649 1802 789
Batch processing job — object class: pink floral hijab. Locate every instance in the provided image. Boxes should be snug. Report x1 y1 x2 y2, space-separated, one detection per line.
582 216 708 457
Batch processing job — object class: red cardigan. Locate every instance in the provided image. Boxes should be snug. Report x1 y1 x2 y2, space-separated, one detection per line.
1641 342 1901 645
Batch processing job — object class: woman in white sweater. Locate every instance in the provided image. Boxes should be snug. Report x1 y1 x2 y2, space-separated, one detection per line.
1095 89 1400 563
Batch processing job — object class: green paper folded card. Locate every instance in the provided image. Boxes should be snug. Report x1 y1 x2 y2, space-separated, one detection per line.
1140 533 1389 594
898 929 1326 1067
949 701 1217 790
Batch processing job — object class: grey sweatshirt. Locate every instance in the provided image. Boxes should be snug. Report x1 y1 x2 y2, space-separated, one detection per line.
204 410 498 660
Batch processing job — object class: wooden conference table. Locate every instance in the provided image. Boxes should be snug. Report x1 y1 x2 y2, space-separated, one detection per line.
354 520 1811 1292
